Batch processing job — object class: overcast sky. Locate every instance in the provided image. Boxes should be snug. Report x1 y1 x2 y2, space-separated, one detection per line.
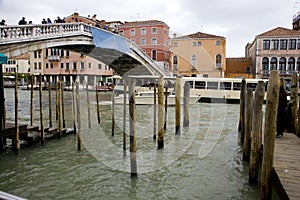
0 0 298 57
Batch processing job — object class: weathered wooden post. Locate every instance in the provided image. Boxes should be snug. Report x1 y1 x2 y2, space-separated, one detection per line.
0 63 4 148
243 89 253 161
30 75 34 126
249 81 265 184
261 70 280 200
288 72 298 133
55 76 59 121
58 79 62 138
48 76 52 128
96 83 100 124
61 76 65 128
14 72 19 154
238 78 246 143
76 80 82 150
164 83 168 131
175 77 181 135
123 81 127 154
111 81 115 137
153 83 157 140
39 74 45 145
157 77 164 149
86 84 91 128
183 81 190 127
129 78 137 176
72 82 77 135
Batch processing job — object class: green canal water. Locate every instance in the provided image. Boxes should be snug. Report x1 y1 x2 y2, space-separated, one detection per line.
0 88 277 199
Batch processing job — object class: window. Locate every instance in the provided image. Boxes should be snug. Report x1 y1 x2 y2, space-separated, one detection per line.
220 82 232 90
98 64 102 69
89 63 92 68
80 62 85 70
66 62 69 70
216 40 220 46
280 39 288 50
207 82 218 90
152 38 157 45
60 62 64 69
174 42 178 47
262 57 269 70
288 57 295 70
289 39 296 50
140 28 146 35
46 63 49 69
173 56 178 70
140 38 146 45
279 57 286 70
60 50 64 57
38 62 41 70
271 40 279 50
297 39 300 49
216 54 222 68
246 67 251 74
73 62 77 70
152 50 157 60
119 30 124 36
197 41 201 46
193 42 196 46
130 29 135 36
34 62 37 70
195 81 206 89
50 63 53 68
270 57 278 70
297 57 300 70
247 83 257 90
191 55 197 69
263 40 270 50
233 83 241 90
152 27 157 34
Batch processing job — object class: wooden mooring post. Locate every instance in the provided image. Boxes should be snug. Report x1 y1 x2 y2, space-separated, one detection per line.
39 74 45 145
164 83 168 131
30 75 34 126
111 81 115 137
129 78 137 176
175 78 181 135
249 81 265 184
287 72 298 133
48 76 52 128
123 81 127 153
243 89 253 161
261 70 280 200
183 81 190 127
238 78 246 144
14 72 19 154
153 83 157 140
96 84 100 124
76 80 82 150
72 82 77 135
61 76 65 128
55 76 59 120
157 76 164 149
86 84 91 128
58 78 62 138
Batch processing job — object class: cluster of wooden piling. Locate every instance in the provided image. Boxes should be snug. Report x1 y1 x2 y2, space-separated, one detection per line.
238 71 300 199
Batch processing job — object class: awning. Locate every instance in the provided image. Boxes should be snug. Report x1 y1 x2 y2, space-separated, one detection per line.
0 53 7 64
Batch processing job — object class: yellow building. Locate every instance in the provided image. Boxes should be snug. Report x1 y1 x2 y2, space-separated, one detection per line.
170 32 226 77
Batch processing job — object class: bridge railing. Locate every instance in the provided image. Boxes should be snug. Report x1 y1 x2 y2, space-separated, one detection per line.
0 23 92 44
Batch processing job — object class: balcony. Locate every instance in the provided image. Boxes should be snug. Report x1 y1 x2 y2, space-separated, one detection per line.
215 63 222 69
47 55 60 61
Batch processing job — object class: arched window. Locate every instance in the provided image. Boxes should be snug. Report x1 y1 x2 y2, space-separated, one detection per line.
288 57 295 71
270 57 278 70
191 55 197 69
152 50 157 61
297 57 300 71
279 57 286 71
216 54 222 64
262 57 269 70
173 55 178 70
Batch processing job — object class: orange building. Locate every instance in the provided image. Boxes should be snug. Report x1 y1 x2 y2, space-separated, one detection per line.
225 57 253 78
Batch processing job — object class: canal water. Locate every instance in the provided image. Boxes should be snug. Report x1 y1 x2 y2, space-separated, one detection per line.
0 88 275 199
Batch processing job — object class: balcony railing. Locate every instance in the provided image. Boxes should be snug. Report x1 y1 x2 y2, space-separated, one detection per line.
261 70 299 76
215 63 222 69
47 55 60 61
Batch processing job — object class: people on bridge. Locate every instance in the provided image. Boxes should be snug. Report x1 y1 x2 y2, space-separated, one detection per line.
54 16 64 23
18 17 27 25
47 18 52 24
0 19 6 26
41 18 47 24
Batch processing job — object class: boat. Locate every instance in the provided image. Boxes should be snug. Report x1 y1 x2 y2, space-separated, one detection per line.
114 90 201 105
181 77 269 104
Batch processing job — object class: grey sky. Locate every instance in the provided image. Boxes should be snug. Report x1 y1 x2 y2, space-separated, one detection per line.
0 0 298 57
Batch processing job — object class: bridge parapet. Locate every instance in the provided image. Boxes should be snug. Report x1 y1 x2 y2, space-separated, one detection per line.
0 23 92 44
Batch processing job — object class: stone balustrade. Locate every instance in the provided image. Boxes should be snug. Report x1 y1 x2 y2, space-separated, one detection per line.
0 23 92 43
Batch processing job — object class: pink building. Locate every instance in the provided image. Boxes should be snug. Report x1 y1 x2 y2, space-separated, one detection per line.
118 20 170 70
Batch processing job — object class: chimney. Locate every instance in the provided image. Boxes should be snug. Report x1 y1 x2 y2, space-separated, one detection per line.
173 33 177 38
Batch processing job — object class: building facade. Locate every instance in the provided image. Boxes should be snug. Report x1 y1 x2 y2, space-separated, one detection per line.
170 32 226 77
246 27 300 79
225 57 252 78
118 20 170 70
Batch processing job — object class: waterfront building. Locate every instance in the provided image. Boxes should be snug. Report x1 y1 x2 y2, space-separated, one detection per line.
170 32 226 77
3 53 30 74
225 57 253 78
246 26 300 79
118 20 170 71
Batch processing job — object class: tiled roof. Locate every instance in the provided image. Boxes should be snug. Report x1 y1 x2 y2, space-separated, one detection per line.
226 57 252 62
174 32 225 39
257 27 300 37
120 20 169 28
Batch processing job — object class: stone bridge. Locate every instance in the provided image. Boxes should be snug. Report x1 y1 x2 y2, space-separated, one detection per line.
0 22 169 77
